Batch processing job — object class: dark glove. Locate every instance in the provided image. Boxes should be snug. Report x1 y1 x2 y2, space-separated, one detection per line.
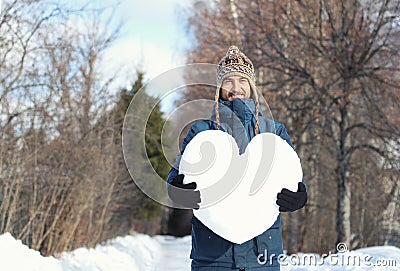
276 182 307 212
167 174 200 209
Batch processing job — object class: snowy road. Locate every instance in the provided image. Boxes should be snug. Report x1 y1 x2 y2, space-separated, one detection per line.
153 235 191 271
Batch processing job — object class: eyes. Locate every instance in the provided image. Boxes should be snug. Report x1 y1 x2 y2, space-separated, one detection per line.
222 77 249 86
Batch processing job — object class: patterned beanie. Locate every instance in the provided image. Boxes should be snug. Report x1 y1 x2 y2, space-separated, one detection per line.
216 45 256 89
214 45 259 135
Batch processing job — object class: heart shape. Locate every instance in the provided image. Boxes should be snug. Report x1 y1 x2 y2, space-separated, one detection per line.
179 130 302 244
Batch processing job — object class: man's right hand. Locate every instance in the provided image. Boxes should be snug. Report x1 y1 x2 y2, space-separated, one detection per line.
167 174 201 209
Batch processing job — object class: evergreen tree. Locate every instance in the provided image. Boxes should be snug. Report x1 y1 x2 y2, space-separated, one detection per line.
112 70 169 227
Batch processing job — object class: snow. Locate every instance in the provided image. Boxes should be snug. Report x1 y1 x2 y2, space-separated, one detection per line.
0 232 399 271
0 233 62 271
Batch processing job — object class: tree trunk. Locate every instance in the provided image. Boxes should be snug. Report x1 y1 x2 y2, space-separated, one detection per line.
383 180 400 245
167 208 193 237
286 212 295 254
336 170 351 248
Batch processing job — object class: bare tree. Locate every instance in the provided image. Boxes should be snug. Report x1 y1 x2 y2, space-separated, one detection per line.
0 0 137 255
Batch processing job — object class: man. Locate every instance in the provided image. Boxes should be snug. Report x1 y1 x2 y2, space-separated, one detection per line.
167 46 307 270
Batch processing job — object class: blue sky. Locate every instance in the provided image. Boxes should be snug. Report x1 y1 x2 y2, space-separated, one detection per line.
78 0 193 112
86 0 192 78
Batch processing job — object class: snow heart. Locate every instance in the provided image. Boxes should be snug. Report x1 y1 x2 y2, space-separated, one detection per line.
179 130 302 244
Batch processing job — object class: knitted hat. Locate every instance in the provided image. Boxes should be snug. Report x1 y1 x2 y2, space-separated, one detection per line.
216 45 256 89
214 45 259 135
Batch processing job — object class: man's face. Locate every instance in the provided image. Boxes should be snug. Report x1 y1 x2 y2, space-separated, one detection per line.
220 75 251 101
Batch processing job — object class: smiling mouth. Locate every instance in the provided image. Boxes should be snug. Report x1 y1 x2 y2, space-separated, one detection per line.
228 93 245 99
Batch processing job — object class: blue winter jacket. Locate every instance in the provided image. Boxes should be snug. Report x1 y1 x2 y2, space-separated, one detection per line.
167 98 303 270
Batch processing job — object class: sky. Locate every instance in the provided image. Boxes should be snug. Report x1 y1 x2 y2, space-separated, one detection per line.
95 0 192 79
64 0 194 112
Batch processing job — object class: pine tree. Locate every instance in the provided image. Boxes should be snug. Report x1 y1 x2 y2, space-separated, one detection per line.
112 70 169 227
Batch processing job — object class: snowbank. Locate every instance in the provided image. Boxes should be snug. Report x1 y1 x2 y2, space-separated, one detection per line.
0 232 398 271
0 233 61 271
60 234 162 271
0 232 162 271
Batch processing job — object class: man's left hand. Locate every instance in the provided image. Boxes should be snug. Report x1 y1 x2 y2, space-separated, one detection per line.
276 182 307 212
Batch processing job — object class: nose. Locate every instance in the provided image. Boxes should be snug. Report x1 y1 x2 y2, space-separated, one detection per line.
231 79 238 92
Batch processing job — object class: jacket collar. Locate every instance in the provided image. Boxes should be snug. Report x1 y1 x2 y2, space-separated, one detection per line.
211 98 258 124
